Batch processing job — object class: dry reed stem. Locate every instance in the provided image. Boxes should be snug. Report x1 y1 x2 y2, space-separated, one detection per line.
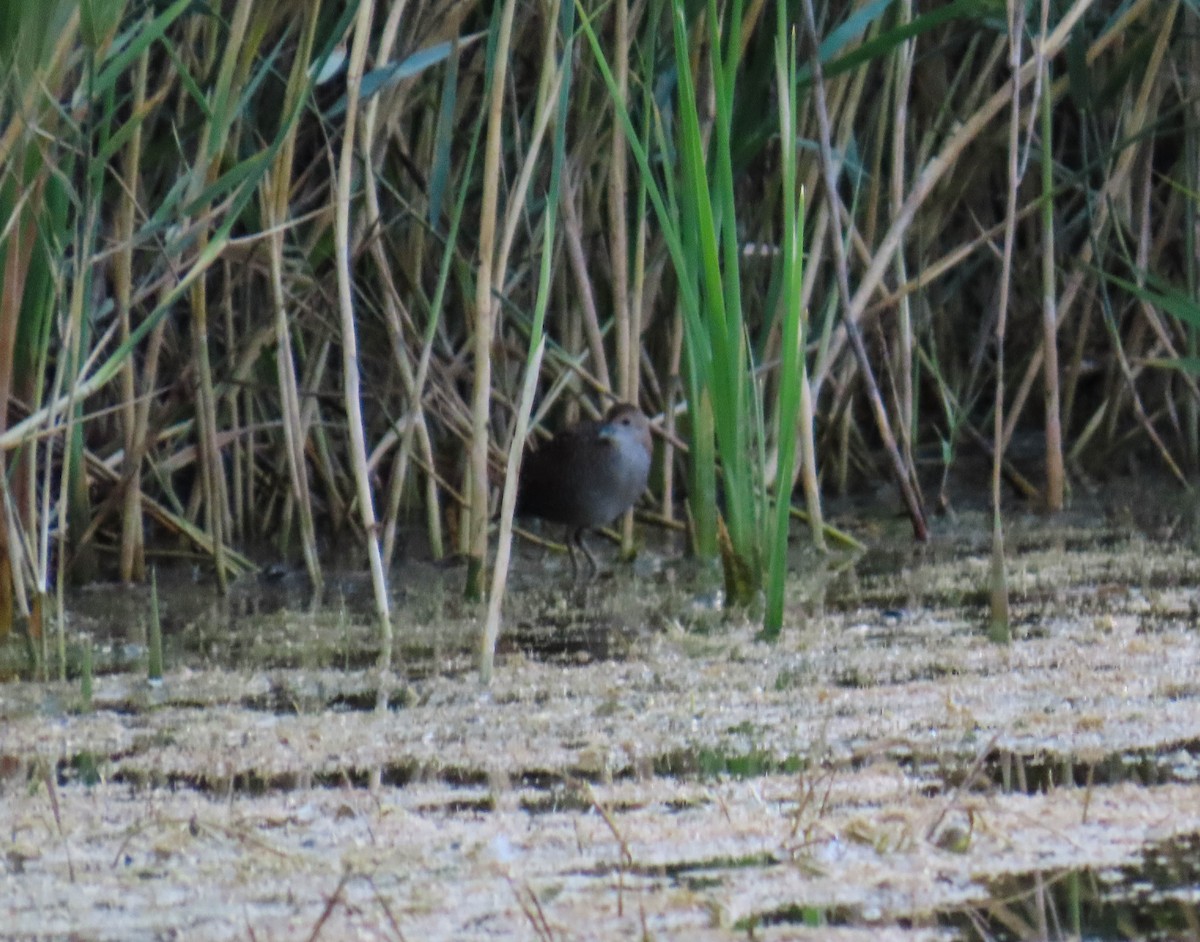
890 0 916 484
987 0 1030 645
560 172 611 393
1036 46 1065 511
481 331 545 684
813 0 1103 394
115 38 151 582
467 0 518 596
336 0 392 706
999 0 1163 450
265 0 323 594
609 0 638 555
360 47 432 572
801 0 927 542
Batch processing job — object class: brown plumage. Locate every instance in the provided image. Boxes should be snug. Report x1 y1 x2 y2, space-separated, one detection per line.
516 403 653 574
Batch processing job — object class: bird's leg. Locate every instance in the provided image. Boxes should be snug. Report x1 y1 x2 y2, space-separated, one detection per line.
562 527 586 580
571 527 600 580
564 527 580 578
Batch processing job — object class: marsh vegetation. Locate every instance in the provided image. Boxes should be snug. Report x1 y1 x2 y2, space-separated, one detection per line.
2 0 1200 937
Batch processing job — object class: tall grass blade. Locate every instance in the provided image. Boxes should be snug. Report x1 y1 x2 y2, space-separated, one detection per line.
764 11 808 638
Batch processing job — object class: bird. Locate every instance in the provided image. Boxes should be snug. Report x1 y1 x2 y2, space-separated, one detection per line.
516 402 653 576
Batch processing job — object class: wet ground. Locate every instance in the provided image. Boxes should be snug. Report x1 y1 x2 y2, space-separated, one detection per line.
2 492 1200 940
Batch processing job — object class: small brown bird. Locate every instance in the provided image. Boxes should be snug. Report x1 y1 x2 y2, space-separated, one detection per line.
516 403 653 575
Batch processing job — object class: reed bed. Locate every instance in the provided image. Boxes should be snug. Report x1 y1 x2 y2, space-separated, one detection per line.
0 0 1192 663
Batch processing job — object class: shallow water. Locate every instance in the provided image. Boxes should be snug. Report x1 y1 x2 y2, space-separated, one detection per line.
3 488 1200 940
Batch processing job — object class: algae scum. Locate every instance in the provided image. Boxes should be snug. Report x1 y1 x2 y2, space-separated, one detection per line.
3 507 1200 941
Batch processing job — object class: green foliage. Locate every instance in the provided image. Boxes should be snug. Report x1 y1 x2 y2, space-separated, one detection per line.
764 2 806 637
583 0 809 615
0 0 1194 649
